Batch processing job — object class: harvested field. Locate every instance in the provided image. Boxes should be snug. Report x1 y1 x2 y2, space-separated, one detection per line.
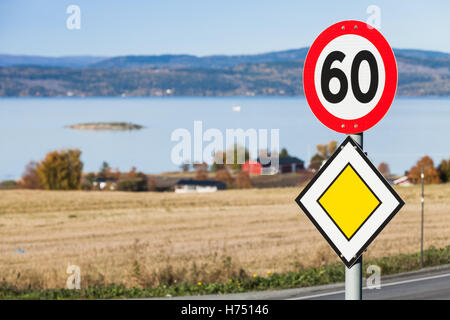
0 184 448 289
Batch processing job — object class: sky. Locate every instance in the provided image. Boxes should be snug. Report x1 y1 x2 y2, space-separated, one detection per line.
1 0 450 57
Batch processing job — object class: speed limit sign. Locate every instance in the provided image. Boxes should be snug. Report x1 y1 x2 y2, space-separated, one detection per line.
303 20 397 134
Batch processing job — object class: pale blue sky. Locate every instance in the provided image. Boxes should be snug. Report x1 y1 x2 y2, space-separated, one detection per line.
1 0 449 57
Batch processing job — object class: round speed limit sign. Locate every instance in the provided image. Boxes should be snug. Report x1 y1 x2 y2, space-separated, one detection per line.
303 20 397 134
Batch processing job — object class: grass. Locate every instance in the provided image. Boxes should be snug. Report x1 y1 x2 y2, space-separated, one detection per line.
0 183 449 294
0 246 448 299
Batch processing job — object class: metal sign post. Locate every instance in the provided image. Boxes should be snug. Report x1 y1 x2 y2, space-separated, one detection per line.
420 167 425 268
346 132 363 300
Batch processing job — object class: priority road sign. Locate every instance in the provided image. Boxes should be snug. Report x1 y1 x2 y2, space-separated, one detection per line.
303 20 397 134
295 136 404 268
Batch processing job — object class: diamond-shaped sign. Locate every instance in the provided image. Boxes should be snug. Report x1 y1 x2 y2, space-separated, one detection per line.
295 136 404 268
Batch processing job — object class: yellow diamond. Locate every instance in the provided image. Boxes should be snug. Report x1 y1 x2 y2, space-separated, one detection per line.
318 164 381 240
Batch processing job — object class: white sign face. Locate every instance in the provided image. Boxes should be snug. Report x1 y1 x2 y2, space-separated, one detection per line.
313 34 386 120
295 137 404 268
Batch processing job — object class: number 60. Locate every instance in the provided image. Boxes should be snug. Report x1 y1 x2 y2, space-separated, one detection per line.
321 50 379 104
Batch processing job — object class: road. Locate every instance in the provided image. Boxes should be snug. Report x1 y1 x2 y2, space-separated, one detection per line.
163 265 450 300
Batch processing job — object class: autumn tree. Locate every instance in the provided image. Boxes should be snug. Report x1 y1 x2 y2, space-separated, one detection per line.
147 177 157 191
438 159 450 183
215 169 234 188
98 161 120 180
193 162 208 180
308 154 326 171
309 140 337 170
117 167 148 191
19 161 41 189
36 149 83 190
235 171 252 189
407 156 440 184
180 162 190 172
195 168 208 181
378 162 390 177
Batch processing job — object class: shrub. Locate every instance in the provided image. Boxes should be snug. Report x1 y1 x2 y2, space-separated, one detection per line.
214 169 234 188
438 159 450 183
235 171 252 189
0 180 18 190
117 171 148 191
18 161 41 189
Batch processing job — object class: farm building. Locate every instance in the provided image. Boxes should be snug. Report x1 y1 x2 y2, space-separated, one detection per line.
278 156 305 173
242 160 262 175
257 155 305 174
174 179 226 193
92 177 118 190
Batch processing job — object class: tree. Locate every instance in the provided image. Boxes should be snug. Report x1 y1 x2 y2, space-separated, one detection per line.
279 148 289 158
147 177 157 191
308 154 326 171
117 167 148 191
407 156 440 184
180 162 190 172
19 161 41 189
97 161 109 180
210 150 225 172
438 159 450 183
98 161 120 180
225 144 250 171
193 162 208 171
0 180 17 190
378 162 390 177
316 140 337 158
215 169 234 188
211 145 250 171
235 171 252 189
309 140 337 170
36 149 83 190
193 162 208 180
195 168 208 181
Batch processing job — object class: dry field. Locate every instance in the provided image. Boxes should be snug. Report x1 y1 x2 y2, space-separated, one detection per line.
0 184 449 289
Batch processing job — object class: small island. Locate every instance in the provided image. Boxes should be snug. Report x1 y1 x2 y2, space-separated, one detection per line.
66 122 144 131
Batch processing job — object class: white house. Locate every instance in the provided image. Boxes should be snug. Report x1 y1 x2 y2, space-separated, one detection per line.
174 179 226 193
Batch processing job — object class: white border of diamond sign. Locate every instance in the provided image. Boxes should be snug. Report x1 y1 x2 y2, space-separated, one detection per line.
295 136 404 268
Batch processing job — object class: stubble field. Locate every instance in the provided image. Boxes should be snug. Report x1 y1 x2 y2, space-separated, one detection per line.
0 184 448 289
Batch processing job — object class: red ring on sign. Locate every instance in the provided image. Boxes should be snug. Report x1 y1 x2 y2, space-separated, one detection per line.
303 20 397 134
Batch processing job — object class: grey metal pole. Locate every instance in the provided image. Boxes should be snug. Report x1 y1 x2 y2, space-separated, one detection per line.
420 167 424 268
345 132 363 300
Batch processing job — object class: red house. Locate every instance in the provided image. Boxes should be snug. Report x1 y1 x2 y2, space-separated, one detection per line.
242 160 262 175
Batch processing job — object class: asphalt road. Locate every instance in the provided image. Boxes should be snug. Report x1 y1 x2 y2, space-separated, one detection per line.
163 265 450 300
295 272 450 300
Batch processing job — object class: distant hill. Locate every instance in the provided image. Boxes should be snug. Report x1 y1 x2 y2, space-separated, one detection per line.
90 48 310 69
0 48 449 97
0 55 106 68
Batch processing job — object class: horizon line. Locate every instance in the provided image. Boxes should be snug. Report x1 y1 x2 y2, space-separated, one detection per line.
1 46 449 59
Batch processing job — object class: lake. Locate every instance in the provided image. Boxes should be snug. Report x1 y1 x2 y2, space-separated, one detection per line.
0 97 449 181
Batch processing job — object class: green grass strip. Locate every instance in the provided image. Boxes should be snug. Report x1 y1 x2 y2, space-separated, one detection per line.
1 245 449 299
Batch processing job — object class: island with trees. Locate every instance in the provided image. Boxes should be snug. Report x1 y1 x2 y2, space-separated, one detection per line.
66 122 144 131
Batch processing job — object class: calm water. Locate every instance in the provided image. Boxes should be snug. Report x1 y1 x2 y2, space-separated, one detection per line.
0 97 449 181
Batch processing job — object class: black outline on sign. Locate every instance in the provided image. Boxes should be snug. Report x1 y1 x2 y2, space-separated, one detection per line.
317 163 382 241
294 136 405 268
